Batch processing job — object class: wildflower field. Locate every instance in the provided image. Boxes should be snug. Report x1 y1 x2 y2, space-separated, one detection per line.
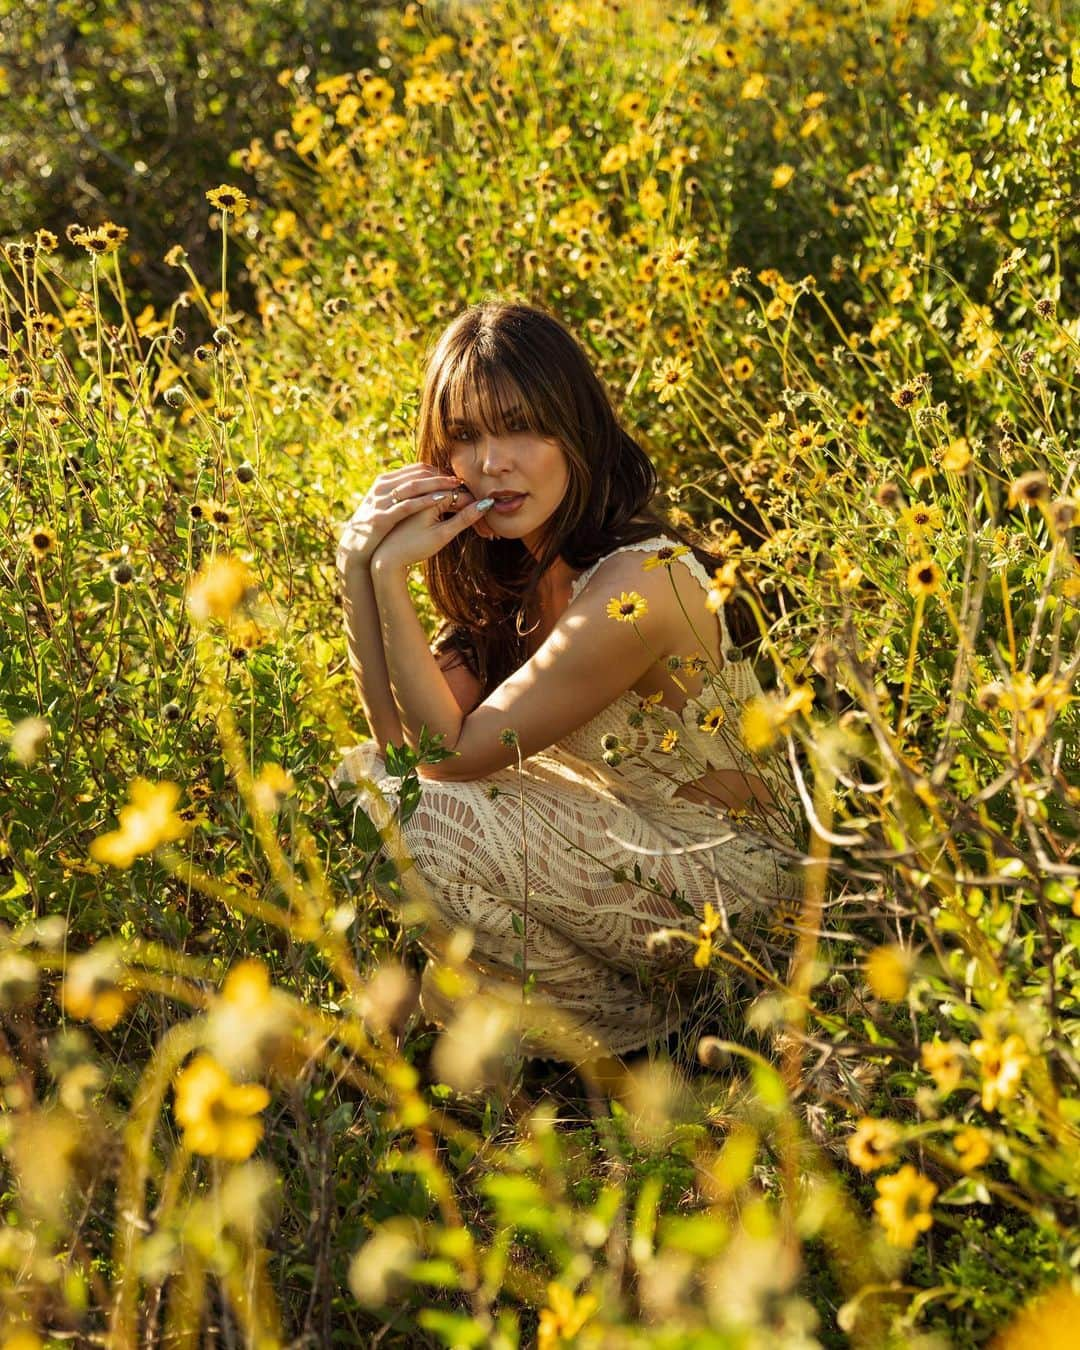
2 0 1080 1343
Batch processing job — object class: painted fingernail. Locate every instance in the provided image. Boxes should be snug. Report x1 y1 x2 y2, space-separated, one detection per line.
431 492 447 501
476 497 494 510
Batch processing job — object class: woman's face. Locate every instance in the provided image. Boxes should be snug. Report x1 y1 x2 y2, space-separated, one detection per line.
446 403 571 556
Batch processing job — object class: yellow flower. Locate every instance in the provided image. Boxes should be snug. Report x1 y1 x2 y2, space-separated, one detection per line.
848 402 869 428
993 1281 1080 1350
870 315 902 345
205 184 249 216
771 163 795 189
705 561 739 613
764 296 787 321
971 1032 1029 1112
657 234 699 275
906 558 941 597
638 176 666 220
173 1054 270 1161
62 944 132 1030
741 697 781 754
780 683 814 719
873 1165 937 1248
362 77 395 111
899 502 944 535
537 1282 599 1350
847 1117 900 1172
786 421 825 457
642 544 690 571
89 778 190 869
953 1126 991 1172
599 144 629 174
700 706 726 734
920 1038 965 1095
649 354 693 403
693 902 722 969
616 90 647 118
606 591 648 623
740 72 767 99
546 124 572 148
733 356 754 380
335 93 361 126
864 944 914 1001
206 959 295 1074
659 729 679 753
27 525 56 559
941 437 972 472
186 555 255 625
549 3 584 36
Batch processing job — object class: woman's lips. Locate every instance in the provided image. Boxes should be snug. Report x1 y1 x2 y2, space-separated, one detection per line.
490 493 527 514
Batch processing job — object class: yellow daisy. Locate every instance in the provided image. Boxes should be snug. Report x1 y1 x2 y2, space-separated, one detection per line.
606 592 648 623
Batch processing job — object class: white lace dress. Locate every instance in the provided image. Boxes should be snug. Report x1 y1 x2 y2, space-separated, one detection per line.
331 537 804 1056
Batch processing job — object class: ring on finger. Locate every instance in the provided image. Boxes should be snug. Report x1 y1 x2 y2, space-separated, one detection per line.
390 491 399 504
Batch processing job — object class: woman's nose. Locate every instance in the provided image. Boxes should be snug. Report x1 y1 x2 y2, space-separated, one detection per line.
477 434 513 475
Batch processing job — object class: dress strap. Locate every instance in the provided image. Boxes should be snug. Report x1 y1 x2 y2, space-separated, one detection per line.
568 535 734 654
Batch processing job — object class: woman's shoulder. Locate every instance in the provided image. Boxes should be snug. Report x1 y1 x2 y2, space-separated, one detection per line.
569 533 714 606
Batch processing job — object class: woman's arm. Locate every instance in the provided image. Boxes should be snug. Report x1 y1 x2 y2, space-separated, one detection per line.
372 551 686 782
370 558 467 753
337 555 405 752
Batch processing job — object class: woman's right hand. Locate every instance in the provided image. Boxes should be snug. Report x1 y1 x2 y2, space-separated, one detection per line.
335 464 469 572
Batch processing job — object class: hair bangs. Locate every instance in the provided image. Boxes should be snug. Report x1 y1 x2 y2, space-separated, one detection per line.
433 350 556 453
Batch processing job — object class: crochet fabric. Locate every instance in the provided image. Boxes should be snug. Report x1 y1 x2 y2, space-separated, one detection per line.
331 536 803 1056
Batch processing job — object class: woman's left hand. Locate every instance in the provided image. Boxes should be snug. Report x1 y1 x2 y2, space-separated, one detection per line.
370 481 495 571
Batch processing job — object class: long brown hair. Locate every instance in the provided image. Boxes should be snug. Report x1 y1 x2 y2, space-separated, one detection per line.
418 300 754 699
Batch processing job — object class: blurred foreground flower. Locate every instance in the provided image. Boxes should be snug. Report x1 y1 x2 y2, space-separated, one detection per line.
992 1280 1080 1349
972 1031 1029 1112
62 944 131 1030
921 1038 965 1095
186 554 256 624
89 778 189 868
847 1117 900 1172
206 960 296 1076
539 1282 600 1349
954 1126 992 1172
173 1054 270 1160
873 1165 937 1248
864 944 914 1001
693 901 722 969
7 716 49 767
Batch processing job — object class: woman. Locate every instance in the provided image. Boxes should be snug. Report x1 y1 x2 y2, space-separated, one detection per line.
331 300 803 1059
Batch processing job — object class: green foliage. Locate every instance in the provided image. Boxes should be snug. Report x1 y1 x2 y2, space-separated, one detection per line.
1 0 1079 1345
0 0 381 300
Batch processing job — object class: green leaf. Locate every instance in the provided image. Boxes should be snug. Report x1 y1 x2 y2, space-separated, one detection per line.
417 1310 487 1348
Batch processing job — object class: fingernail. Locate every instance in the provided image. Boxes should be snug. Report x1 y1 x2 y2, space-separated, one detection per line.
476 497 494 510
431 493 447 501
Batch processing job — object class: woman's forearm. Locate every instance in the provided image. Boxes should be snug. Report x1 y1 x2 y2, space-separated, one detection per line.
370 559 464 753
337 556 405 751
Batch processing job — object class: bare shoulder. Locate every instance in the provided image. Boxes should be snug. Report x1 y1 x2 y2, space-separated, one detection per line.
572 547 707 628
